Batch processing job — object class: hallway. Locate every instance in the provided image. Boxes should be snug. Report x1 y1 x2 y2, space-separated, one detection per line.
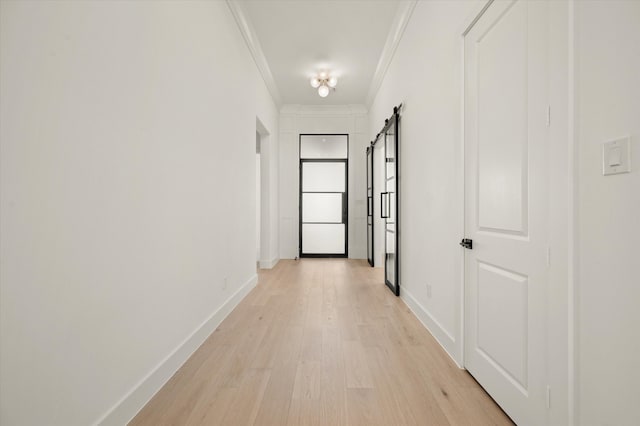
131 260 512 425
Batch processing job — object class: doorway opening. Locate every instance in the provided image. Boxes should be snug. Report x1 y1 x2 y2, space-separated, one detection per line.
255 131 261 269
299 134 349 258
256 117 273 269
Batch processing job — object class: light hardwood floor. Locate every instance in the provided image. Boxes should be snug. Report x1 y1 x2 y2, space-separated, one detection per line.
130 259 514 426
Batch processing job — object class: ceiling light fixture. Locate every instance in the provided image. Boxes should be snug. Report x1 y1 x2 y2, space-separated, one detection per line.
310 71 337 98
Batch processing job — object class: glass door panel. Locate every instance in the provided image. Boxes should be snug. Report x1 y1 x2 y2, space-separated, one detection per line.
366 146 374 266
302 224 345 254
299 134 348 257
302 193 343 223
301 162 346 192
300 135 349 159
384 116 399 295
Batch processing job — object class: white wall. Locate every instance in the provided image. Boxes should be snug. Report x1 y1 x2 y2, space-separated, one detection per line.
576 1 640 424
279 105 368 259
369 0 477 365
0 1 279 425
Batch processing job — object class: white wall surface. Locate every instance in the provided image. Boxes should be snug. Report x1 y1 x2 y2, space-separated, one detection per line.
368 0 478 365
0 1 279 425
576 1 640 424
279 106 368 259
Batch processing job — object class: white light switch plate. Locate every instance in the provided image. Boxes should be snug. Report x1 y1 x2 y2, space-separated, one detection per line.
602 137 631 176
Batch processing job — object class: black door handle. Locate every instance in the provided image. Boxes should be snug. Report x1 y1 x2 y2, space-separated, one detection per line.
460 238 473 249
342 193 347 224
380 192 389 218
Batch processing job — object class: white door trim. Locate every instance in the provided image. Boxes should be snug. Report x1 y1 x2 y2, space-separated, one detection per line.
567 1 578 424
458 0 495 371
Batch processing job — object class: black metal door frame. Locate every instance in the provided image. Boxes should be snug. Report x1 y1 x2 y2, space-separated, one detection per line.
366 145 374 266
299 134 349 258
371 106 401 296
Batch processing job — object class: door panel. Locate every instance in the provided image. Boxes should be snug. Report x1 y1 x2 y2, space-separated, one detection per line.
477 261 528 390
299 134 348 257
464 1 548 425
302 193 343 223
384 116 399 296
477 0 528 234
301 162 345 192
366 146 374 266
302 224 345 254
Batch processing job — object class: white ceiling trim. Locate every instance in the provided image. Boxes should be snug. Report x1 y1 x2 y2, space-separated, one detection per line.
365 1 417 108
226 0 282 107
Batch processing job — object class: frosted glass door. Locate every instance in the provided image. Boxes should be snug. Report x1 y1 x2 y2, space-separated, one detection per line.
299 134 348 257
384 116 399 295
366 146 374 266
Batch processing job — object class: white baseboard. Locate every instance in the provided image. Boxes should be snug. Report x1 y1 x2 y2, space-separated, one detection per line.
400 285 463 368
259 257 279 269
95 274 258 426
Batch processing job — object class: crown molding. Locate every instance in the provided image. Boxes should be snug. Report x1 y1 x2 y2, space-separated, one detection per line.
280 104 368 116
365 1 417 108
226 0 282 107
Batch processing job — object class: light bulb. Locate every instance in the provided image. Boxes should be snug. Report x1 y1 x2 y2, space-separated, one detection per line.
319 71 328 80
310 77 320 88
327 76 338 88
318 84 329 97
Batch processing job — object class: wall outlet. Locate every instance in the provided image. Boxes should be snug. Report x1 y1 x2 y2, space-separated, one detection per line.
222 277 228 292
426 284 432 298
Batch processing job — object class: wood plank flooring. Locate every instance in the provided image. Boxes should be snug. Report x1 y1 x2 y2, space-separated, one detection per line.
130 259 514 426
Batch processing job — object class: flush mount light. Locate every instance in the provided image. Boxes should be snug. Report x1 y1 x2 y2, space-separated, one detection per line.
309 71 337 98
318 84 330 97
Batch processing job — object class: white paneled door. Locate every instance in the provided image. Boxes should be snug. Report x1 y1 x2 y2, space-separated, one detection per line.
464 1 549 425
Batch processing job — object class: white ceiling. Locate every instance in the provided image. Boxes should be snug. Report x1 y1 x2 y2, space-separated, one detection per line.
236 1 404 106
